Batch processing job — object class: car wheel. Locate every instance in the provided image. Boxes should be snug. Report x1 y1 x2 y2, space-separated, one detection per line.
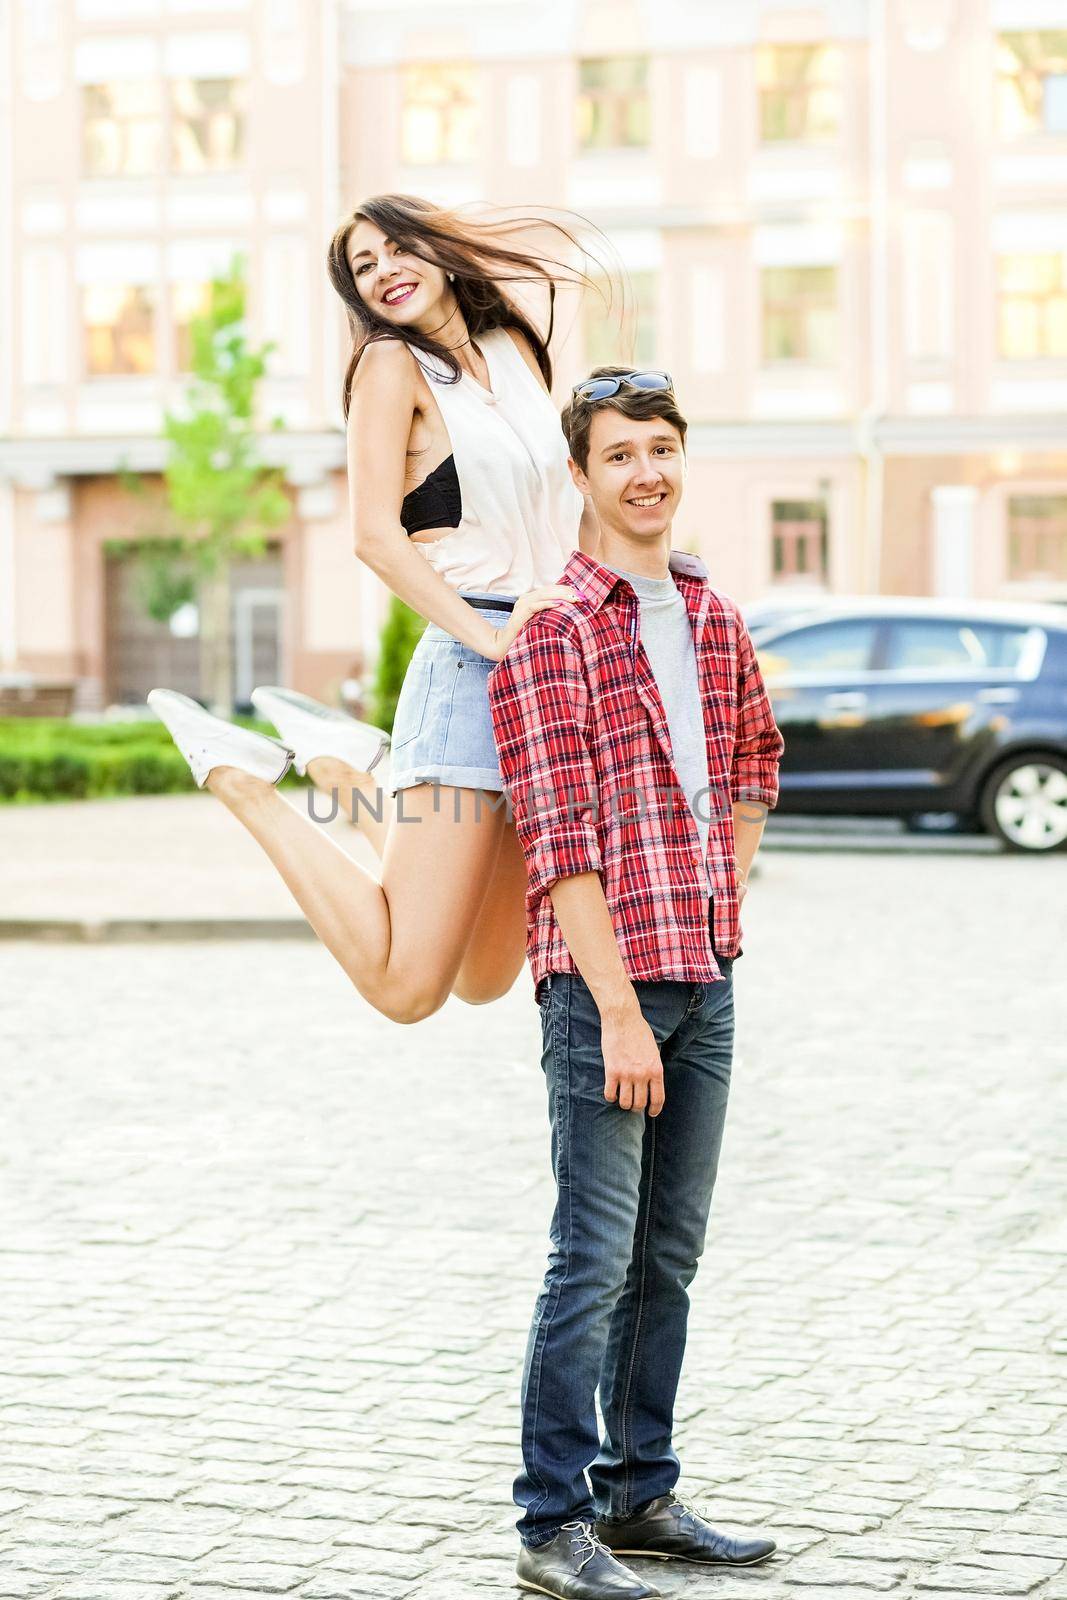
979 754 1067 853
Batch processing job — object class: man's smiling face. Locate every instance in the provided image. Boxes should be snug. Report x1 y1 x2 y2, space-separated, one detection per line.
571 409 686 542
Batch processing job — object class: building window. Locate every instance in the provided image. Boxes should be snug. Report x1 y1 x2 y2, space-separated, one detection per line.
756 44 842 144
1008 494 1067 582
577 57 650 151
996 32 1067 138
171 78 246 173
83 81 161 177
104 544 283 707
770 499 829 585
172 282 213 372
997 254 1067 359
761 266 838 363
584 272 658 370
401 64 478 164
83 285 156 375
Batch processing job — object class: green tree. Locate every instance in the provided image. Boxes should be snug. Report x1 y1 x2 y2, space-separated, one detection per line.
121 257 290 713
370 596 426 733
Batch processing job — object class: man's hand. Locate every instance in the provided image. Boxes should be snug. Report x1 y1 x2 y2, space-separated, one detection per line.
601 998 665 1117
544 875 665 1115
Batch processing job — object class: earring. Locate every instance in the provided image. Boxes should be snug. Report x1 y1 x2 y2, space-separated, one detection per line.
448 272 455 283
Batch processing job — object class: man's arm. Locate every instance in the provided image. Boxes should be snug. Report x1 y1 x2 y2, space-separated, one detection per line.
729 608 784 899
547 874 664 1116
732 800 768 903
488 621 664 1116
488 618 602 911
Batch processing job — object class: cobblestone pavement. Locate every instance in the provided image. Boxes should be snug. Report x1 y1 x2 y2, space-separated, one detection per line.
1 849 1065 1600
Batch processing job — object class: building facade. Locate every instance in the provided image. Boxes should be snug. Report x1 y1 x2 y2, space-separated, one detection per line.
2 0 1066 709
0 0 366 710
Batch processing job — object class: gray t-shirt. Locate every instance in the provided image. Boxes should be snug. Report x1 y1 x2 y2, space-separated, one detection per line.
606 564 711 889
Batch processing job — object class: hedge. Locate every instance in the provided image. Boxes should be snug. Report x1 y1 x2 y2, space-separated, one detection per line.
0 717 309 803
369 595 427 732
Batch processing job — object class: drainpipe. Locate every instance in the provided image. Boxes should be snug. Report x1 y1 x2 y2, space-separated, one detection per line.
0 477 16 670
862 0 889 595
1 5 18 667
321 0 341 422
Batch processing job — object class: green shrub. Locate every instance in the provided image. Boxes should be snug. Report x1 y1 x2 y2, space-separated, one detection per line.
0 717 307 803
0 750 91 801
369 596 426 732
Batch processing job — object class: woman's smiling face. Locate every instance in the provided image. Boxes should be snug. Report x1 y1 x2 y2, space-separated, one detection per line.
346 217 448 327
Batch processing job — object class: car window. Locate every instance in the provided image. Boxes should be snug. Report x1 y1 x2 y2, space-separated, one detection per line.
757 619 878 677
886 620 1032 672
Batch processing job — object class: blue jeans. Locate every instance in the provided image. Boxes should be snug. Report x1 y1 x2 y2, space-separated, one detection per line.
515 962 735 1547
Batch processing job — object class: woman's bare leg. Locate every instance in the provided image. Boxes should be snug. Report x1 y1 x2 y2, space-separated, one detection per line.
204 769 504 1022
300 764 531 1004
451 819 529 1004
304 756 391 861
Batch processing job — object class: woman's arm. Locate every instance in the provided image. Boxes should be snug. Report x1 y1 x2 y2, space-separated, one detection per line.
504 326 595 557
347 341 506 657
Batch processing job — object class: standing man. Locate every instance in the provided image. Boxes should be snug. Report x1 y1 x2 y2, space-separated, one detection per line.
488 368 785 1600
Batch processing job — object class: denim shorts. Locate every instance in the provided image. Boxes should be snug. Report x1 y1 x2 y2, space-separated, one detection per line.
389 591 516 795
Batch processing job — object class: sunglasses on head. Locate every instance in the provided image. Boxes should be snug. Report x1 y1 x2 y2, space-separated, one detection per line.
571 370 674 402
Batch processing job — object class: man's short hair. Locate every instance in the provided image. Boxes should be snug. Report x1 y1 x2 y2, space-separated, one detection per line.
561 366 689 472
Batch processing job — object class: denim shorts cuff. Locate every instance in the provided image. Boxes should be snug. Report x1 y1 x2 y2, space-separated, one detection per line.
390 766 506 795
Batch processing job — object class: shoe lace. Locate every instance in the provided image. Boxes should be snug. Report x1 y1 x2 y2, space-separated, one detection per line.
667 1494 727 1551
560 1519 610 1572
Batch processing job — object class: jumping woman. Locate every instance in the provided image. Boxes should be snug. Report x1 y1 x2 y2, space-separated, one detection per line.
148 194 599 1022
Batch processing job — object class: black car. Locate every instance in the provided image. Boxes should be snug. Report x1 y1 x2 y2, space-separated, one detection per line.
750 598 1067 853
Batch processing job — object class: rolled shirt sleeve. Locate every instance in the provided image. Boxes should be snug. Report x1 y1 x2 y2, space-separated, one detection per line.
487 617 603 910
729 609 785 809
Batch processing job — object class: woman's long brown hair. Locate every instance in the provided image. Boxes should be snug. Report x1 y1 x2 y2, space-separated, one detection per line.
326 194 610 419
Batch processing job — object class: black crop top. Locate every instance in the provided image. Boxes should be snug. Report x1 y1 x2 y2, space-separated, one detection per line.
400 455 462 537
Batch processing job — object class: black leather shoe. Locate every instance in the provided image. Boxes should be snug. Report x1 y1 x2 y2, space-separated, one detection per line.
517 1519 662 1598
596 1494 776 1567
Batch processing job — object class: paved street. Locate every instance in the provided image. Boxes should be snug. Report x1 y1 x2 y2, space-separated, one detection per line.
1 838 1066 1600
0 793 1005 937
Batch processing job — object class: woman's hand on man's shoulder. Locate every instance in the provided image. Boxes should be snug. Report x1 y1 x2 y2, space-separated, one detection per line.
484 586 579 663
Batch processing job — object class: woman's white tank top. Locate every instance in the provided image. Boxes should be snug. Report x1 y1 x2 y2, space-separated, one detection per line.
409 327 583 596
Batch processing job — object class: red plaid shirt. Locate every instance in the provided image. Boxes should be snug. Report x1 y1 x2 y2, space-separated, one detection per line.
487 549 784 995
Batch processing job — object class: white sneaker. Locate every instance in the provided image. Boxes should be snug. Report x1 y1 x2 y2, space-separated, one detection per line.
250 685 390 778
147 689 295 789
